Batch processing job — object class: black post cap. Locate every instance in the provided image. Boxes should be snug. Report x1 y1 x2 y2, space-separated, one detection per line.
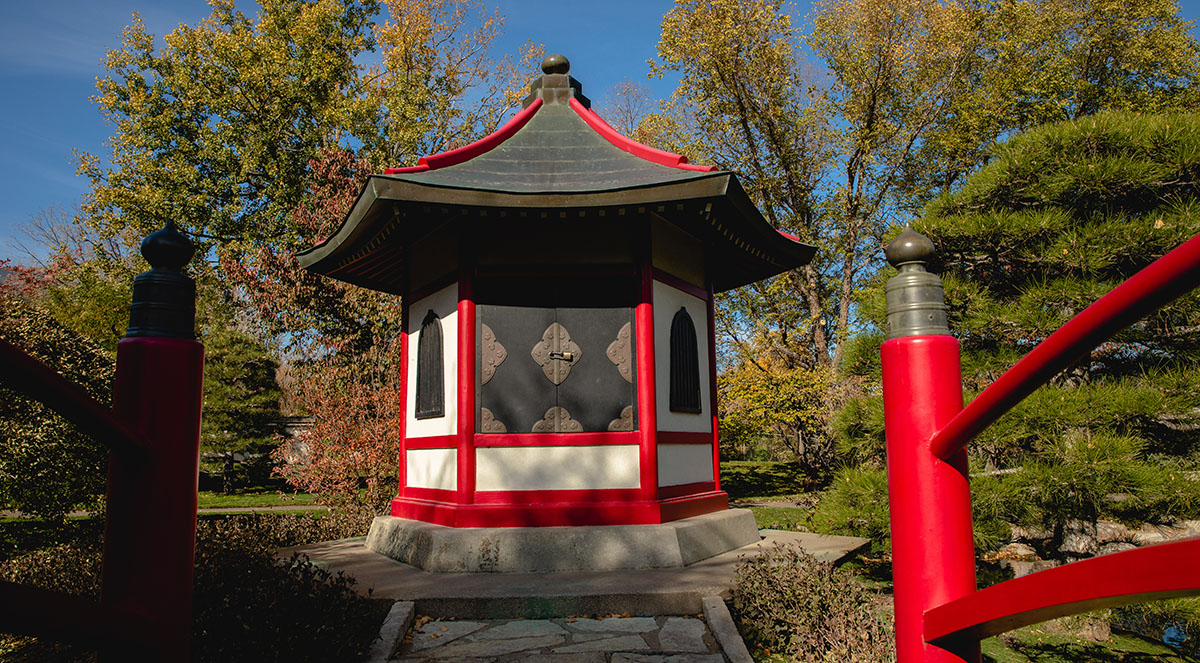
126 221 197 339
885 225 936 268
884 225 950 339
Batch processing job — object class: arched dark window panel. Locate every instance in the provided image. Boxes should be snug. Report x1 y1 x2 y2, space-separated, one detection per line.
669 306 702 414
415 309 444 419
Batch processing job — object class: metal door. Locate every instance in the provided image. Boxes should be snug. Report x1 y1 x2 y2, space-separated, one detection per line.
478 305 636 433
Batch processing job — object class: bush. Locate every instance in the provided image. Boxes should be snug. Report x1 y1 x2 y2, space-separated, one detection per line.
733 544 895 662
0 541 104 662
192 550 386 662
194 509 374 554
0 296 113 520
809 465 892 554
0 510 380 662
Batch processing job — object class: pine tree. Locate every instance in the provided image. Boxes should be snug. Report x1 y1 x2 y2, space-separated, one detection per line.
919 112 1200 560
200 328 283 493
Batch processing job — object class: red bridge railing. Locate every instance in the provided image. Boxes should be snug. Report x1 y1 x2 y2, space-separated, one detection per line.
0 222 204 661
881 227 1200 662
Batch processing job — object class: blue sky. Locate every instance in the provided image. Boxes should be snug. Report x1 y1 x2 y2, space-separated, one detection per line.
1 0 1198 261
0 0 687 261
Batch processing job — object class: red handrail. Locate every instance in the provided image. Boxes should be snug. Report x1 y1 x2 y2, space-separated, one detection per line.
925 538 1200 644
0 338 147 457
883 229 1200 662
929 232 1200 460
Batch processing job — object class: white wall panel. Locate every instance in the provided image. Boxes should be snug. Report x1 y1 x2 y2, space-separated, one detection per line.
652 280 712 433
657 444 714 486
476 445 641 491
406 283 458 437
406 448 458 490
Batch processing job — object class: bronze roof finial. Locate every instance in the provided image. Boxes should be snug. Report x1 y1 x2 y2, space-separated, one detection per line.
542 53 570 75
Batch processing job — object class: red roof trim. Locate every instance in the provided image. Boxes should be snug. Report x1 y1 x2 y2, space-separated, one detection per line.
568 97 716 173
383 98 544 174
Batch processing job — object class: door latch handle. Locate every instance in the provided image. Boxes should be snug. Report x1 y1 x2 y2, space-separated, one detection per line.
549 351 575 362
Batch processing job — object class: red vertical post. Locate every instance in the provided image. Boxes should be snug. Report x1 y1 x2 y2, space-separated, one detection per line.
706 281 721 492
637 250 659 507
881 228 979 663
101 222 203 661
457 242 477 508
396 298 410 504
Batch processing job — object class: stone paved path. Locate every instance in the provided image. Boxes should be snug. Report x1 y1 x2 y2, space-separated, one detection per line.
391 615 727 662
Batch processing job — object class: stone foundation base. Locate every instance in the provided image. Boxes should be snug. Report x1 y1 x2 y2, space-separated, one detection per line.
365 509 761 573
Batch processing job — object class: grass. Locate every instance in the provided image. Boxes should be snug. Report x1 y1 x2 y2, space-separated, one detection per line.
720 461 821 500
981 625 1197 662
197 489 317 509
748 506 811 531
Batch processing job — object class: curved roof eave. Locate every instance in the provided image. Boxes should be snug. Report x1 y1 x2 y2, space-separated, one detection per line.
296 54 815 291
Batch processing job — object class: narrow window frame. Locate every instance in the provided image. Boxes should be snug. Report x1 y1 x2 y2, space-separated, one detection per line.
669 306 702 414
415 309 444 419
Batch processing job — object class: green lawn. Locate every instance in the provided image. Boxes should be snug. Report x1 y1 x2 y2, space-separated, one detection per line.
747 506 811 531
721 461 819 500
196 490 317 509
981 625 1196 662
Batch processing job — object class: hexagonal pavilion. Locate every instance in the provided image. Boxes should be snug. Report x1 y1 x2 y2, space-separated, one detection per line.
298 55 814 528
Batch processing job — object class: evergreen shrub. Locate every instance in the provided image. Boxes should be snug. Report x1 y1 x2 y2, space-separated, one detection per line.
0 296 114 520
0 511 380 662
809 465 892 554
733 544 895 662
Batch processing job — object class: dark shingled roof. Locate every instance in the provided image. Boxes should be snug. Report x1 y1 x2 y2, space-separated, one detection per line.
297 55 814 294
387 103 711 193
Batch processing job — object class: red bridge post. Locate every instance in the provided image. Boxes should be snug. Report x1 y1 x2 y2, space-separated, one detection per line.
100 222 204 661
881 228 979 663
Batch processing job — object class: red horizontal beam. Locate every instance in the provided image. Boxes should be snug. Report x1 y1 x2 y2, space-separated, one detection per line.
474 431 639 447
0 580 161 649
930 233 1200 460
0 338 146 456
925 538 1200 644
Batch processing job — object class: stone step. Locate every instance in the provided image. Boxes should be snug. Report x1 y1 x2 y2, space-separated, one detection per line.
283 528 868 619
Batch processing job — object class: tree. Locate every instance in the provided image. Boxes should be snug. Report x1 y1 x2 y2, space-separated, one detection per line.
909 0 1200 200
366 0 541 164
0 296 113 520
650 0 974 371
645 0 977 466
598 80 657 137
200 325 284 493
647 0 1200 469
10 205 141 353
79 0 379 252
76 0 539 508
223 148 403 509
272 343 401 511
917 112 1200 559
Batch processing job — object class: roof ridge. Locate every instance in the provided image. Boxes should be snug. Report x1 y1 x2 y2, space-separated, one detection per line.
568 98 715 173
383 98 544 175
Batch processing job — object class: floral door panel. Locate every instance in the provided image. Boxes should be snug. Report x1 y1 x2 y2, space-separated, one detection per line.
477 305 636 433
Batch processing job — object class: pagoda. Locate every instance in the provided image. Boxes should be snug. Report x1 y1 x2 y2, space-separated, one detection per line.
298 55 814 536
